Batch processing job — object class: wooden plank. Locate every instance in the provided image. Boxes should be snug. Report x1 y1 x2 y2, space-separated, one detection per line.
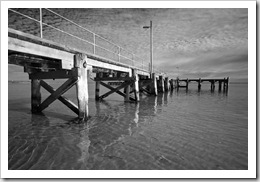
9 29 149 75
88 58 131 74
74 53 89 120
31 79 41 113
9 37 74 69
40 80 79 115
29 70 73 80
94 76 134 81
38 77 78 112
99 81 136 101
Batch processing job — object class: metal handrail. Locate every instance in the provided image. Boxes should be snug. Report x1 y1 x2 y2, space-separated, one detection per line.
8 8 163 74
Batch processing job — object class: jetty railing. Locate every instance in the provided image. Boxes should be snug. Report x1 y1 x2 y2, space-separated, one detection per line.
8 8 163 74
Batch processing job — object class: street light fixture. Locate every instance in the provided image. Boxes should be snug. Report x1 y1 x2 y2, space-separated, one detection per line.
143 21 153 76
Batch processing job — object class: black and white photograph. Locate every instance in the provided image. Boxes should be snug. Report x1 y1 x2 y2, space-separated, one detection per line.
1 0 256 179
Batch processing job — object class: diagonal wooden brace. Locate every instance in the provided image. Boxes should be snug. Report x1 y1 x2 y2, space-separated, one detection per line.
99 81 136 101
40 80 79 115
99 80 134 100
38 77 78 112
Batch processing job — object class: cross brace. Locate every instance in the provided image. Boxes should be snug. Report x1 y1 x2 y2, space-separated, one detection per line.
98 80 136 100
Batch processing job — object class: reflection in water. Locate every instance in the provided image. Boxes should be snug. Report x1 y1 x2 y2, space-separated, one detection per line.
8 82 247 170
77 125 91 169
133 103 140 127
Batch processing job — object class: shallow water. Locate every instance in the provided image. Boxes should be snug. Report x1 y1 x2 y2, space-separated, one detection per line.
8 80 248 170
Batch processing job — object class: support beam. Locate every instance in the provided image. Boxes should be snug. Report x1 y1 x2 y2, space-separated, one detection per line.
169 79 174 91
40 80 79 115
158 75 165 93
99 81 132 100
95 73 100 101
74 53 89 120
198 78 201 90
132 69 140 101
99 81 136 101
164 77 169 92
31 79 41 113
151 73 158 96
218 81 222 91
124 82 130 102
38 77 77 112
226 77 229 91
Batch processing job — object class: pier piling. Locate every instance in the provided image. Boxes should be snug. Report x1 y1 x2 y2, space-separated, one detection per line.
74 53 89 120
95 73 100 101
31 79 41 113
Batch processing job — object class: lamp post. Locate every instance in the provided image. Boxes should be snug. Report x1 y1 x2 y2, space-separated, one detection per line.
143 21 153 76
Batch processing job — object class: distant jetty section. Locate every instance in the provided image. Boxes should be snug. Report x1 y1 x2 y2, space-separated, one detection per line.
176 77 229 92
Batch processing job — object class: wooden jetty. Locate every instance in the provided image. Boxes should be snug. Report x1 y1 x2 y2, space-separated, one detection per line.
8 8 228 121
176 77 229 91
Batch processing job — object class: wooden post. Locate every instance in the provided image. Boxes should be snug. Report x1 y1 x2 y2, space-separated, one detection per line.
226 77 229 91
159 76 164 92
169 79 174 91
31 79 41 113
211 80 215 91
223 77 226 91
186 78 189 89
74 53 89 120
164 77 169 92
218 81 222 91
198 78 201 91
125 84 130 101
162 76 165 92
95 73 100 101
132 69 140 101
151 73 158 96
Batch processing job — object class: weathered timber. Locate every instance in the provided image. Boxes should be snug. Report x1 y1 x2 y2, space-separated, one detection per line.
94 77 134 81
169 79 174 91
29 70 72 80
40 80 79 115
158 75 165 93
99 81 133 100
9 29 146 75
74 53 89 120
98 81 136 101
218 81 222 91
95 73 100 101
132 69 140 101
9 52 61 70
198 78 202 90
151 73 158 96
164 77 170 92
124 83 131 102
31 79 41 113
38 77 78 112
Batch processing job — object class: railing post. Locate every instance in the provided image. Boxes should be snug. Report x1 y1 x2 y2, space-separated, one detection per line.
93 34 96 55
118 46 121 62
40 8 43 38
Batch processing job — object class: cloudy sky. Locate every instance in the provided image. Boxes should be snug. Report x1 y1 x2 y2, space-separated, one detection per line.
9 8 248 82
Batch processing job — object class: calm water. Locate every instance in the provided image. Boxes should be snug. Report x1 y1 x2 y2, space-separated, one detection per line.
8 80 248 170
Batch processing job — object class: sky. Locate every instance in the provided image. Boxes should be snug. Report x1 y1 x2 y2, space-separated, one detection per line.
8 8 248 82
